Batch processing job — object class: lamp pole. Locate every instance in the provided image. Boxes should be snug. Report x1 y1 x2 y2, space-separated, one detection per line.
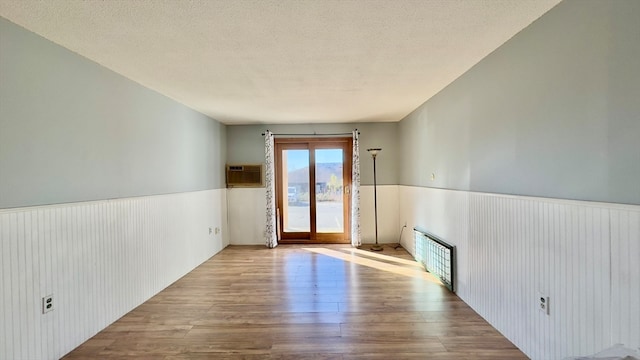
367 148 382 251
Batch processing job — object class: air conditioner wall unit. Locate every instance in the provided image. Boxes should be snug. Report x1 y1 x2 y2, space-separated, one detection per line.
226 164 264 188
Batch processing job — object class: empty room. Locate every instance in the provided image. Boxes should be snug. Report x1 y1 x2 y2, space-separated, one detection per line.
1 0 638 359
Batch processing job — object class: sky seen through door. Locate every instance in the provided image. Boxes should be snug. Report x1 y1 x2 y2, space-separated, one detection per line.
287 149 342 170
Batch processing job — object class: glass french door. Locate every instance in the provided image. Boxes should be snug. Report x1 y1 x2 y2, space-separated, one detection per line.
275 138 352 243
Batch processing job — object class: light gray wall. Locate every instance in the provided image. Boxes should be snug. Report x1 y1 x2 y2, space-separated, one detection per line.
0 18 226 209
227 122 398 185
398 0 640 205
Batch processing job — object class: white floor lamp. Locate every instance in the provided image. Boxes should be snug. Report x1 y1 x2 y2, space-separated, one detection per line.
367 148 383 251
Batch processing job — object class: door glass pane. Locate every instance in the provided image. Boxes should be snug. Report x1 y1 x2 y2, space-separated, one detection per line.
283 149 309 232
315 149 344 233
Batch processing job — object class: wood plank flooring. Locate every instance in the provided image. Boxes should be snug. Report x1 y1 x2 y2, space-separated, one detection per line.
63 245 527 359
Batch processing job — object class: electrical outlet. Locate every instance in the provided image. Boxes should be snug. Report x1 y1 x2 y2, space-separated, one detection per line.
537 293 550 315
215 227 220 235
209 227 213 235
42 295 54 314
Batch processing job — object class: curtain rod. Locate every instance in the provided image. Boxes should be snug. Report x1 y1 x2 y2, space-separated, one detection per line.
261 130 359 136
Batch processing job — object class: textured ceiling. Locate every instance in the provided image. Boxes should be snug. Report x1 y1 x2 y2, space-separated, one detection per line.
0 0 561 124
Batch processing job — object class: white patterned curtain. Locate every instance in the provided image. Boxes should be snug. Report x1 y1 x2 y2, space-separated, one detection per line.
264 130 278 248
351 129 361 247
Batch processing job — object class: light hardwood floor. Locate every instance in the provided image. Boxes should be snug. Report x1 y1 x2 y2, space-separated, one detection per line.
63 245 527 359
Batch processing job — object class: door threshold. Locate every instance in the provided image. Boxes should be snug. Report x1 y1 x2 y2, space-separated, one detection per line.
279 239 350 245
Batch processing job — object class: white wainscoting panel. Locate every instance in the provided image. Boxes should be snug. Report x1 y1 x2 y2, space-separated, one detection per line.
398 186 470 299
609 208 640 350
0 189 227 360
358 185 400 244
227 188 267 245
398 185 640 360
467 194 613 359
227 186 399 245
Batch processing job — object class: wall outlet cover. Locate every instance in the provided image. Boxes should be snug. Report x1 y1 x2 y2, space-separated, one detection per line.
42 295 54 314
537 292 550 315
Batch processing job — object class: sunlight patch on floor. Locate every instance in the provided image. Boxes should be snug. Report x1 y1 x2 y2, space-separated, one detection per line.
338 247 426 269
303 247 442 284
